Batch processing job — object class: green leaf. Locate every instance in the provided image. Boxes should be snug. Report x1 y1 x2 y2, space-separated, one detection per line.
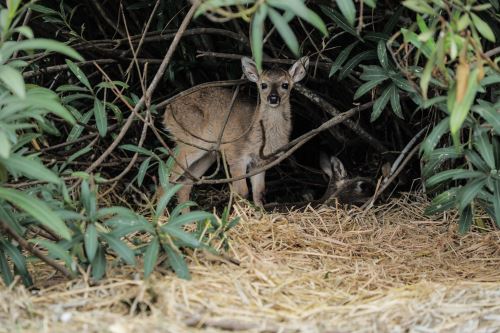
97 206 137 220
402 0 435 15
364 0 376 8
1 240 30 285
472 104 500 135
420 52 435 99
0 187 71 240
267 7 299 57
320 6 360 39
65 59 92 91
329 42 358 77
156 184 183 219
464 150 489 173
0 130 11 158
336 0 356 26
25 95 76 125
84 223 98 262
359 65 387 81
389 73 416 93
425 187 459 215
0 249 14 286
0 65 25 98
353 77 387 100
120 144 155 156
1 154 61 184
158 160 169 188
163 226 201 248
474 129 495 170
250 4 268 72
163 244 190 280
338 50 377 80
450 68 479 145
99 233 136 265
426 169 485 188
31 239 74 269
166 211 213 228
377 40 389 69
389 84 403 119
470 13 496 42
169 201 198 220
493 179 500 228
91 245 106 280
267 0 328 36
93 98 107 137
195 0 255 17
370 84 392 122
81 180 97 220
56 84 89 93
143 238 159 278
458 178 487 211
2 38 83 62
137 157 151 186
421 117 449 158
458 204 473 234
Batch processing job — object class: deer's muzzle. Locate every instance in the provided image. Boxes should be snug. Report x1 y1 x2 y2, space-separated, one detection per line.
268 93 280 106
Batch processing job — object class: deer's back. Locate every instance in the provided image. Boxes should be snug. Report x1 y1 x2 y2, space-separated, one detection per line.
164 87 256 148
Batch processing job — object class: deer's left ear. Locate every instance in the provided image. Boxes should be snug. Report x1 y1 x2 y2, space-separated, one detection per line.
289 56 309 83
330 156 347 180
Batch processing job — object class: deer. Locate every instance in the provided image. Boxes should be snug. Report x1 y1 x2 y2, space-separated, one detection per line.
319 152 375 206
264 153 375 212
163 56 310 210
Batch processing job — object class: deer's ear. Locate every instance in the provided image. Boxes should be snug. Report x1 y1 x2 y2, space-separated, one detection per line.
241 57 259 82
289 56 309 82
320 152 333 179
330 156 347 180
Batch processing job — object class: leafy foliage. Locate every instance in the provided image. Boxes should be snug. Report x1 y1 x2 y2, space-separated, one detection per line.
0 0 498 287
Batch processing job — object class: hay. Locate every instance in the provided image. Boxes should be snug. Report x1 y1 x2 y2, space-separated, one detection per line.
1 194 500 333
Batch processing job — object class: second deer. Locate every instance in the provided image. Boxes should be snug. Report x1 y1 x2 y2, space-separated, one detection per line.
319 153 375 205
164 56 309 208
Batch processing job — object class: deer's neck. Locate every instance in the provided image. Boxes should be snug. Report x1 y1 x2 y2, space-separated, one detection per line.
257 100 292 156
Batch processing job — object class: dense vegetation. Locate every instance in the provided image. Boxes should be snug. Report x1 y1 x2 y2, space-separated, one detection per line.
0 0 498 285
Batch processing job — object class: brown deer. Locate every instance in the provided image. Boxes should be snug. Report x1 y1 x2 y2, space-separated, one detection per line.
163 56 309 209
319 152 375 205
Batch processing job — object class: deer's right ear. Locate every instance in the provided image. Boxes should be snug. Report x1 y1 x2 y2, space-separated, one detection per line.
241 57 259 82
320 152 333 179
330 156 347 180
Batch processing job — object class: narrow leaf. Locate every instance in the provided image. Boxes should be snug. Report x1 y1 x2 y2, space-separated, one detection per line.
336 0 356 26
268 7 299 57
84 223 98 262
143 238 159 278
0 188 71 240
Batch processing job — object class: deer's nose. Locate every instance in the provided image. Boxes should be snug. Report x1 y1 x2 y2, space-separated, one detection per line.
268 93 280 105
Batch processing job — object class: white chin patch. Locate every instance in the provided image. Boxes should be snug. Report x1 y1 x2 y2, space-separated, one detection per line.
269 103 280 108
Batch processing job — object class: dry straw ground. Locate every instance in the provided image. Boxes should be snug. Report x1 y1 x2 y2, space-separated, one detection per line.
1 194 499 333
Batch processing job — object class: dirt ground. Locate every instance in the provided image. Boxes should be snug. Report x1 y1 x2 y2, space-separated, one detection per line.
1 194 500 333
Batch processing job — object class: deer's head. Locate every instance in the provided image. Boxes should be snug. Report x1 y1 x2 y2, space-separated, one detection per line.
320 153 375 205
241 57 309 108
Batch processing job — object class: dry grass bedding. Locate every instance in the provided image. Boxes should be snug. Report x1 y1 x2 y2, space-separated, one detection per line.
1 194 499 333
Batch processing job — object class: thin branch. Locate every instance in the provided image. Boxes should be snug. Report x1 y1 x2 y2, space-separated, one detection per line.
23 59 117 78
293 84 388 153
175 102 373 186
84 0 201 175
0 219 73 279
362 144 420 210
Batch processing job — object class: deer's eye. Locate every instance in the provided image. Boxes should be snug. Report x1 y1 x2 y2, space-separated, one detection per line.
261 83 268 89
281 83 289 89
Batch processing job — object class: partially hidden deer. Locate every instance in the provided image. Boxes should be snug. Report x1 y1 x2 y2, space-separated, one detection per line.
163 56 310 209
319 152 375 205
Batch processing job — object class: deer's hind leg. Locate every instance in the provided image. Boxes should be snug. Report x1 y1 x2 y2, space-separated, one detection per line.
168 144 213 205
